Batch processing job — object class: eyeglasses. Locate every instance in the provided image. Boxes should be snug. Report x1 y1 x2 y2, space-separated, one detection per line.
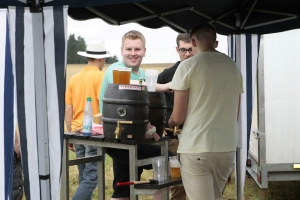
105 57 109 62
178 48 193 54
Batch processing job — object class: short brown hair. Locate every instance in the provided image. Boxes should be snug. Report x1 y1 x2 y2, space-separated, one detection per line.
122 30 146 47
87 57 95 62
190 23 216 43
176 33 191 47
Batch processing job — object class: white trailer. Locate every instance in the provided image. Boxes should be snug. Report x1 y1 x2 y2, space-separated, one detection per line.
247 30 300 188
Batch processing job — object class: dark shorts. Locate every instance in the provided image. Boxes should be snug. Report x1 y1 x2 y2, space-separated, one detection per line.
13 153 23 200
106 144 174 198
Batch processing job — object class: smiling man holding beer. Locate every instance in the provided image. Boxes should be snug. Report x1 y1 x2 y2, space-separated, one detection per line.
99 30 146 112
100 30 174 200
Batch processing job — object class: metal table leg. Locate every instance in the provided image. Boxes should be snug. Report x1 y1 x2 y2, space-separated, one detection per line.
61 138 69 200
162 140 169 199
129 145 138 200
97 146 105 200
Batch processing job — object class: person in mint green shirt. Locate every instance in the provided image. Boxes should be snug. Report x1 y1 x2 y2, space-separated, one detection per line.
100 30 173 200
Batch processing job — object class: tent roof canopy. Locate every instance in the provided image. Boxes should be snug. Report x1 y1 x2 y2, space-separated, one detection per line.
67 0 300 35
1 0 300 35
0 0 151 8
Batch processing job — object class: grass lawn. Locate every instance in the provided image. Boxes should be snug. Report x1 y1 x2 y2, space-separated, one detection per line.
67 150 154 200
66 150 300 200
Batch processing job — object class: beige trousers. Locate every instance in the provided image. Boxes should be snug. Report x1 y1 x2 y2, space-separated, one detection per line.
168 139 187 200
180 152 235 200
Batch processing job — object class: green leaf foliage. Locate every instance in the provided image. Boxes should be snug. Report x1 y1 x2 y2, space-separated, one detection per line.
106 55 119 64
67 34 87 64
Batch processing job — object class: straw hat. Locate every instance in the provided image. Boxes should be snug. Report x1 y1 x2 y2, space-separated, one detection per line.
77 42 113 59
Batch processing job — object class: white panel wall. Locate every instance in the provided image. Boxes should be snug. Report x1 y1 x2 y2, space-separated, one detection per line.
249 83 259 160
264 30 300 164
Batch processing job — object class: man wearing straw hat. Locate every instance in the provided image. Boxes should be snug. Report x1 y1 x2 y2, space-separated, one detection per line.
65 42 112 200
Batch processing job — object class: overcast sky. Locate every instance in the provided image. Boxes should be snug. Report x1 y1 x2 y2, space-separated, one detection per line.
68 17 228 64
0 9 228 64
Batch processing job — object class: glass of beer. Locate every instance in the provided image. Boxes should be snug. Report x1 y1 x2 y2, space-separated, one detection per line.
169 156 181 178
118 68 131 84
112 67 119 84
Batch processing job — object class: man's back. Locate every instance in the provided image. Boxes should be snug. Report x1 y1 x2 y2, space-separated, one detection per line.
66 66 104 131
169 22 243 200
172 52 243 153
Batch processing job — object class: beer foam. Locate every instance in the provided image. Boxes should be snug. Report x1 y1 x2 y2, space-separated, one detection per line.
169 160 181 168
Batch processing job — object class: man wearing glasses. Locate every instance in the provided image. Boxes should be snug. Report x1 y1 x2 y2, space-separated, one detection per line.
157 33 193 200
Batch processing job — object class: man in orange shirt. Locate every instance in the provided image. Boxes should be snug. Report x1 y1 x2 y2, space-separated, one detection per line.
65 42 112 200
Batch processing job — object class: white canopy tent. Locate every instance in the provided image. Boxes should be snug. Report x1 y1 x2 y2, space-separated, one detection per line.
1 0 300 199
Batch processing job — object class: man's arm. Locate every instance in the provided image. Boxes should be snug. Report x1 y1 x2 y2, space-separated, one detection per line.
14 130 21 159
65 104 73 132
237 95 241 120
65 104 75 152
155 82 171 92
129 80 172 92
168 89 189 127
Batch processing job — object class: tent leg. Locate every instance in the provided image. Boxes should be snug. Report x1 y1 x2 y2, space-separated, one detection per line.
32 12 51 200
235 32 244 200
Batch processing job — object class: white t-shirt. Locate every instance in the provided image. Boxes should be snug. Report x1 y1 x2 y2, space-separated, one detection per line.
170 51 243 153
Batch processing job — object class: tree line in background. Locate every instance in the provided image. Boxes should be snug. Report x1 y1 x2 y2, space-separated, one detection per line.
67 34 118 64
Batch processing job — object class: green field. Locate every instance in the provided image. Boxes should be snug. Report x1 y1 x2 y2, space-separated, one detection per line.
66 63 173 84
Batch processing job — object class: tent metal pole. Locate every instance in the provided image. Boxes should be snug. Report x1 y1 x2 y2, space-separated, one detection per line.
133 2 187 32
86 7 119 25
246 8 296 16
236 34 244 200
240 0 258 30
32 12 51 200
244 16 297 29
235 12 244 200
120 15 158 25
